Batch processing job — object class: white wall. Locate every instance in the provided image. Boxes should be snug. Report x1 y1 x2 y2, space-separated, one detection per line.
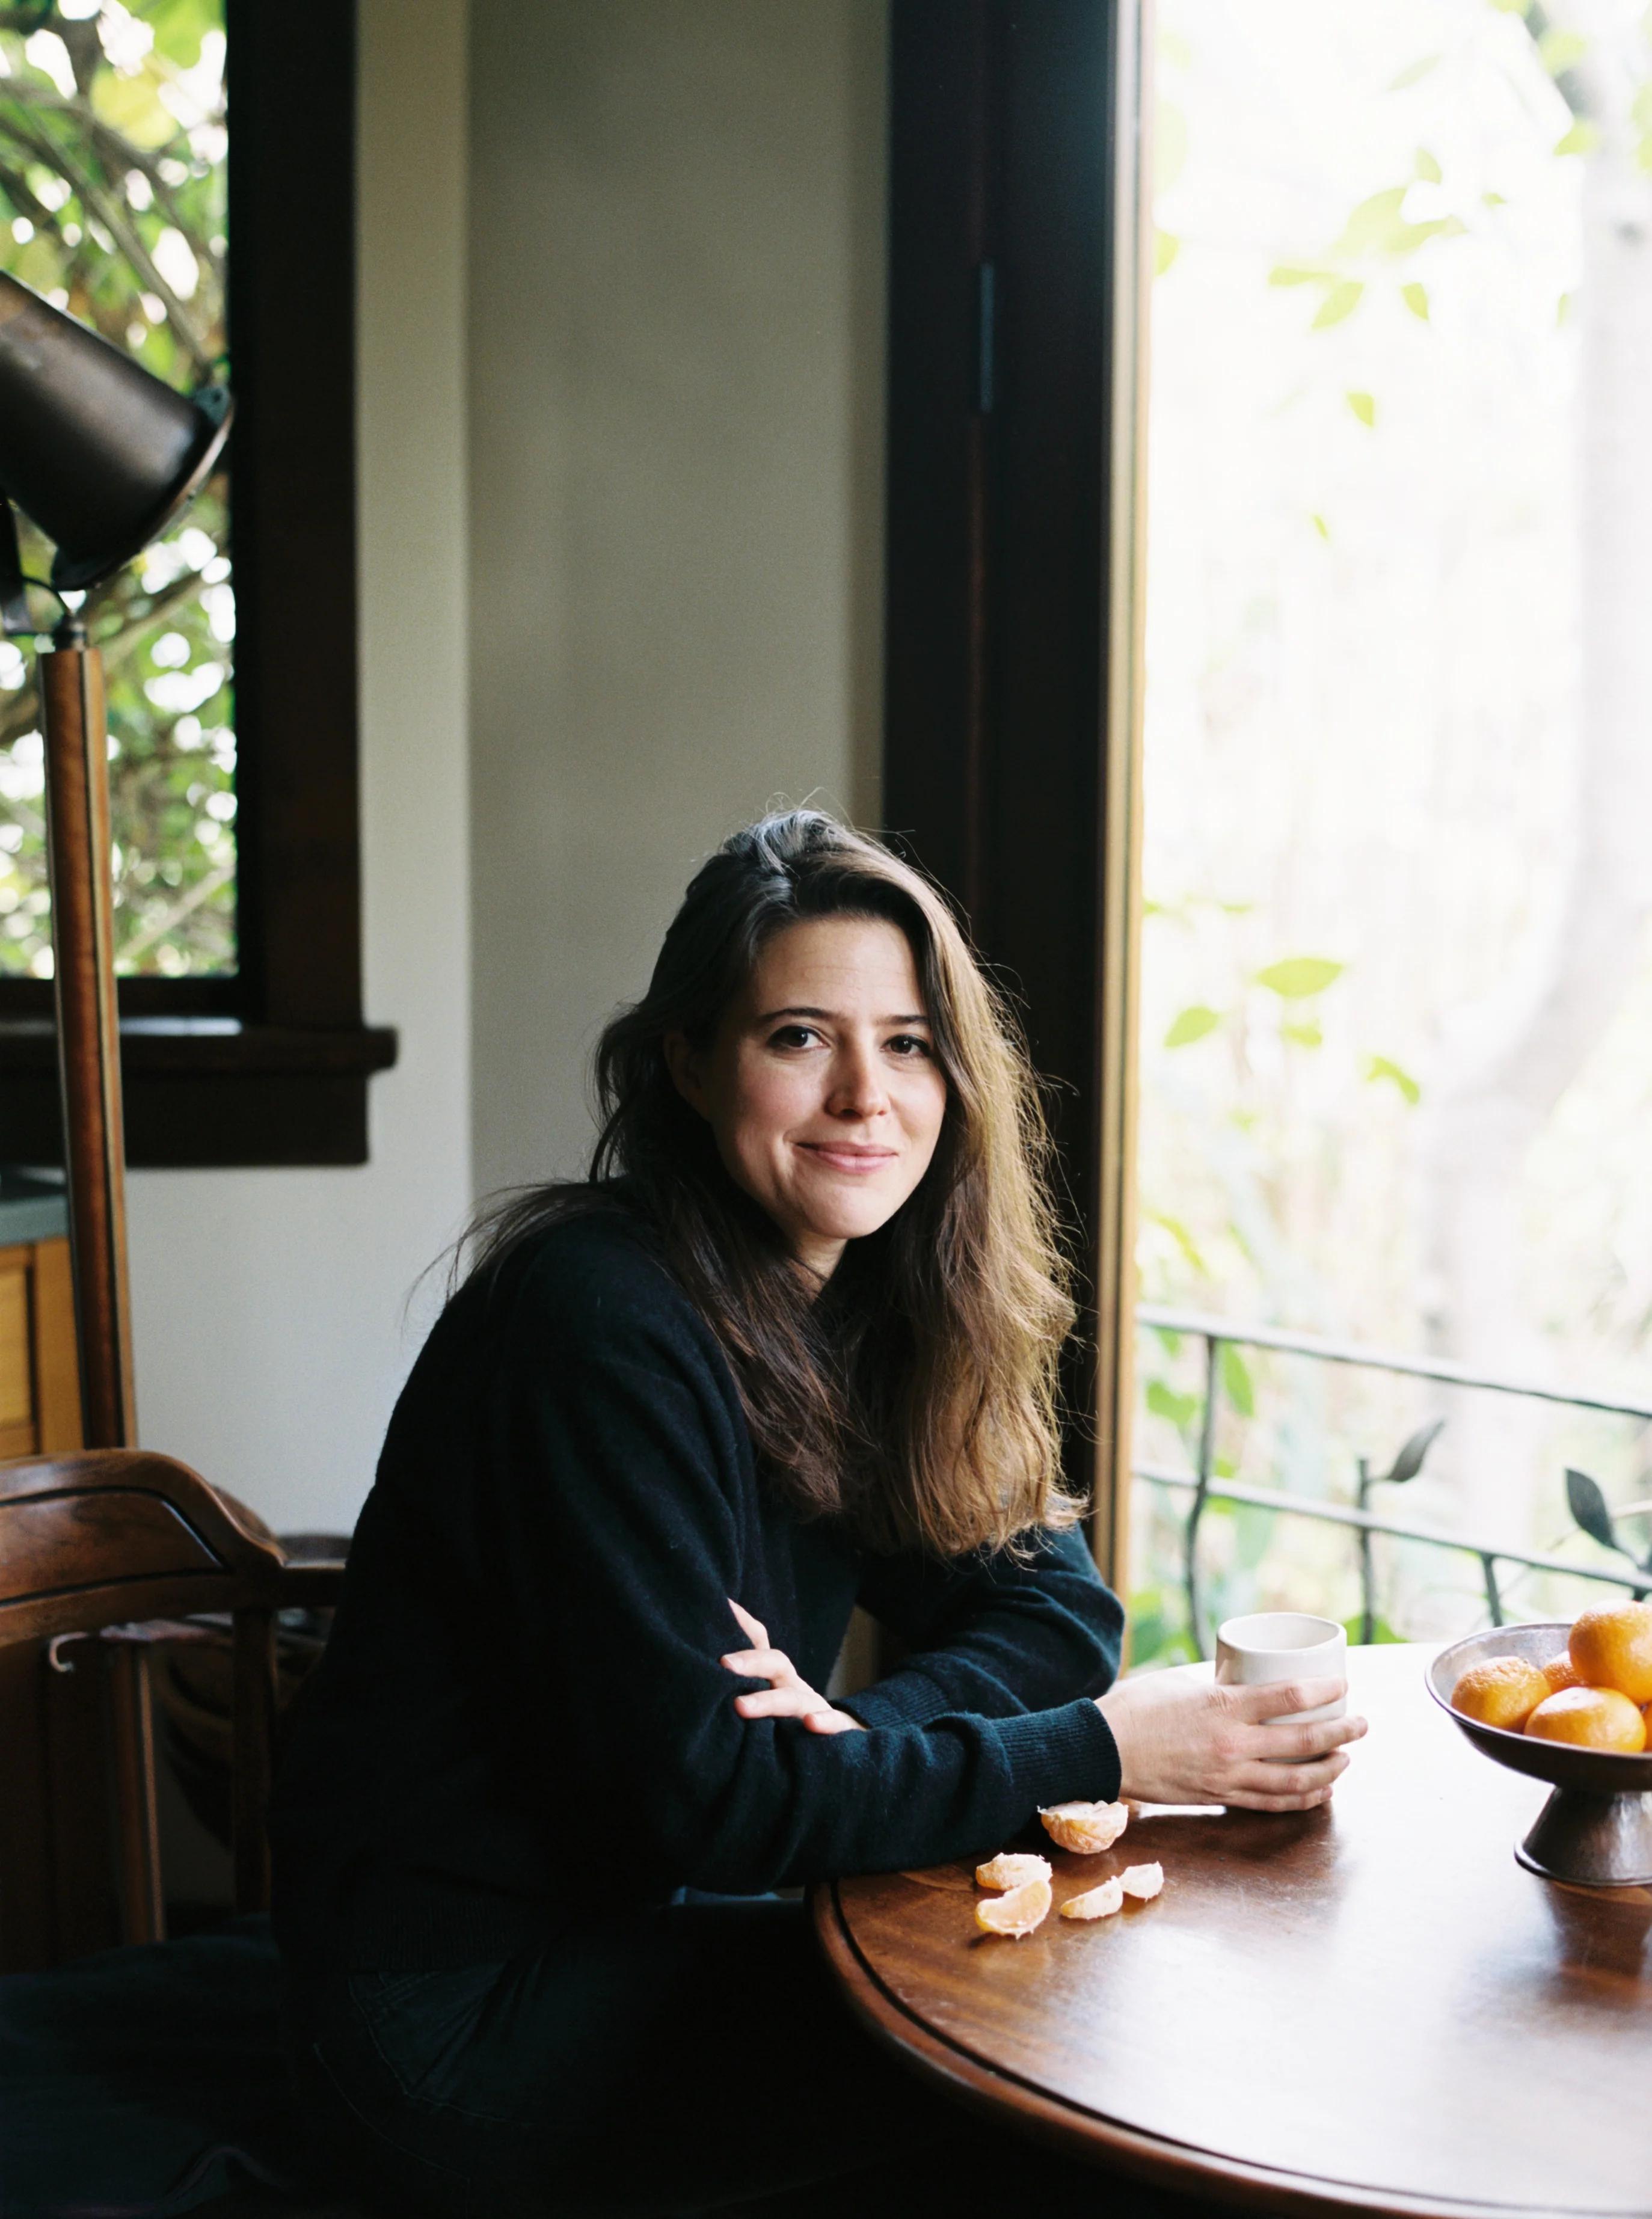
468 0 888 1195
124 0 473 1539
123 0 888 1534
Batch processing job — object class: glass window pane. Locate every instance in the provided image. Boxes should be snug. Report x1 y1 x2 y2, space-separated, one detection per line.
0 0 233 980
1135 0 1652 1656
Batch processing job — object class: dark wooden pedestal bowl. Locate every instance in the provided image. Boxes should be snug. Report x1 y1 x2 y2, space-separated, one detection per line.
1428 1621 1652 1887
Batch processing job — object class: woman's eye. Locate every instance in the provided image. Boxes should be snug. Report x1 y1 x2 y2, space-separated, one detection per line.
887 1034 933 1058
768 1025 820 1050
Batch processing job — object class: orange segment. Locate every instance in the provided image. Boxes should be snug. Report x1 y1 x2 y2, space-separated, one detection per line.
1451 1656 1549 1731
1060 1875 1125 1921
1120 1862 1165 1900
975 1852 1051 1892
974 1875 1051 1937
1525 1685 1647 1752
1039 1799 1129 1854
1568 1601 1652 1705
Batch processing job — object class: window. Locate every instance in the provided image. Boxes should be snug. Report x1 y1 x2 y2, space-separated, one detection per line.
0 1 394 1165
1131 0 1652 1660
0 0 235 985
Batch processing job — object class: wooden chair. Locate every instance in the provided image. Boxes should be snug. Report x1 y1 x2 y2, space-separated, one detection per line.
0 1448 357 2217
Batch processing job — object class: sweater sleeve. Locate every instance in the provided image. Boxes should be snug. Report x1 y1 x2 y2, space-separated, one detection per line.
487 1240 1119 1892
840 1524 1125 1736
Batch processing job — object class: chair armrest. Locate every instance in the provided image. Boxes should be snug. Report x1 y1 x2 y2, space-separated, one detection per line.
275 1559 347 1609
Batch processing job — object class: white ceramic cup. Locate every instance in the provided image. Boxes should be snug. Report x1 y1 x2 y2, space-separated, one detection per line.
1214 1612 1347 1755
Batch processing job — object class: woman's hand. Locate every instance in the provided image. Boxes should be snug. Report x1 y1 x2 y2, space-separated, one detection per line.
1097 1672 1366 1811
722 1600 864 1736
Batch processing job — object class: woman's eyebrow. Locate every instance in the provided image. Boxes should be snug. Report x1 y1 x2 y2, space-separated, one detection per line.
755 1004 930 1027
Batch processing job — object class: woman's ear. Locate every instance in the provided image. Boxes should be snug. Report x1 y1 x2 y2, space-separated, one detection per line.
663 1030 708 1116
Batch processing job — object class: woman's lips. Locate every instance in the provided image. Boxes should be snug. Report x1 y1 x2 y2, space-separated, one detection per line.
797 1143 898 1174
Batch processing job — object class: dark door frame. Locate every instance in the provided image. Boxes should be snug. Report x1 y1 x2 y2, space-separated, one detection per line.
883 0 1150 1586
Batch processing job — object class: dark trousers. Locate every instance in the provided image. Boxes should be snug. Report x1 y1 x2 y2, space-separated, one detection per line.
282 1897 1236 2218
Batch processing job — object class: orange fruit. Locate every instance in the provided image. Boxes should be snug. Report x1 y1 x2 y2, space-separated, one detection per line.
1120 1862 1165 1900
1039 1800 1129 1854
1060 1876 1125 1921
974 1876 1051 1937
1451 1656 1550 1732
1568 1601 1652 1704
1541 1651 1586 1696
975 1852 1050 1892
1525 1686 1647 1752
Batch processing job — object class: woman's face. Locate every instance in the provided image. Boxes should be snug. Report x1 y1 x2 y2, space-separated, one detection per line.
666 914 950 1283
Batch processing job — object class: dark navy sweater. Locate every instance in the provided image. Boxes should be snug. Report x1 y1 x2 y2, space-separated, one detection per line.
270 1203 1123 1968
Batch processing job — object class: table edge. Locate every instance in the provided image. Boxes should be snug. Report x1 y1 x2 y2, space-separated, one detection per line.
811 1880 1645 2219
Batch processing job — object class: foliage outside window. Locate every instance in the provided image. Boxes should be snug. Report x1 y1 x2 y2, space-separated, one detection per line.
0 0 232 981
1132 0 1652 1666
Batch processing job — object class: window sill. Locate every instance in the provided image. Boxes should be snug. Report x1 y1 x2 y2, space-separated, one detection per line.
0 1019 398 1168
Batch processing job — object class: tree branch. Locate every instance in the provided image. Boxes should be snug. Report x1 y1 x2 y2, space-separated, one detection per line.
0 106 213 375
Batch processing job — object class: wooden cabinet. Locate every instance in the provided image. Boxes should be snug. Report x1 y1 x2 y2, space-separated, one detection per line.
0 1236 82 1462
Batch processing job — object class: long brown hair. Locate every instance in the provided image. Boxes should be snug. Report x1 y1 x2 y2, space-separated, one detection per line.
466 811 1078 1555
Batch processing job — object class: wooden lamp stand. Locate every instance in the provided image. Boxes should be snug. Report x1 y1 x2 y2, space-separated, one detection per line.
40 615 135 1450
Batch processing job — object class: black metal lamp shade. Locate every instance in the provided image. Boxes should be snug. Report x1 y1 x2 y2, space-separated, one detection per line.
0 269 231 594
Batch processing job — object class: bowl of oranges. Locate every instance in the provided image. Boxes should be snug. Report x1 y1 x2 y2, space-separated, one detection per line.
1427 1602 1652 1888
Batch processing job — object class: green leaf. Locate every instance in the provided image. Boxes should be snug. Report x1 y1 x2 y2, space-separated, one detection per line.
1381 1419 1444 1487
1312 278 1363 329
1413 147 1443 184
1220 1342 1256 1419
1269 264 1333 287
1567 1468 1622 1558
1255 957 1345 999
1538 26 1588 74
1555 119 1601 156
1365 1053 1420 1104
1387 55 1441 89
1329 186 1409 256
1346 390 1377 427
1154 229 1181 278
1487 0 1529 13
1557 290 1574 325
1639 137 1652 176
1482 190 1508 208
1634 82 1652 134
1401 281 1430 321
1146 1380 1199 1432
1147 1211 1209 1277
1309 512 1330 541
1331 188 1467 260
1164 1004 1221 1048
1282 1020 1322 1048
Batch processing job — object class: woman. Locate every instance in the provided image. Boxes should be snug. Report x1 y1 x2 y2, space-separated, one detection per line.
272 811 1363 2217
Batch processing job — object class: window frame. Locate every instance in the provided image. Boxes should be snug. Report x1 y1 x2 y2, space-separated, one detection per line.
882 0 1150 1586
0 0 396 1167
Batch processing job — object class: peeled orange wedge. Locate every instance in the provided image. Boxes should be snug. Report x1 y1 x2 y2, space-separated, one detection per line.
974 1876 1051 1938
1060 1875 1125 1921
1039 1799 1129 1854
1120 1862 1164 1900
975 1852 1051 1892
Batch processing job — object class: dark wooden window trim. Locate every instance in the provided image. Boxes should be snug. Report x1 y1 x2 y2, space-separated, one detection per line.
883 0 1149 1584
0 0 396 1168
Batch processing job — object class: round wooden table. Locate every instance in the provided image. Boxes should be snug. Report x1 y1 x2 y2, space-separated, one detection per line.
814 1644 1652 2217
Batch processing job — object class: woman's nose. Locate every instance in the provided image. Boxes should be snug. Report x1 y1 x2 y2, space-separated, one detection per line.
827 1048 888 1118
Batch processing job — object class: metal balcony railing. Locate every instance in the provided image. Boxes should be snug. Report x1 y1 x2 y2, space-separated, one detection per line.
1134 1304 1652 1658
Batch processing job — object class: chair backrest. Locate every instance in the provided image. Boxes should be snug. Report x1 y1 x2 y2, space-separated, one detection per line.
0 1450 342 1966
